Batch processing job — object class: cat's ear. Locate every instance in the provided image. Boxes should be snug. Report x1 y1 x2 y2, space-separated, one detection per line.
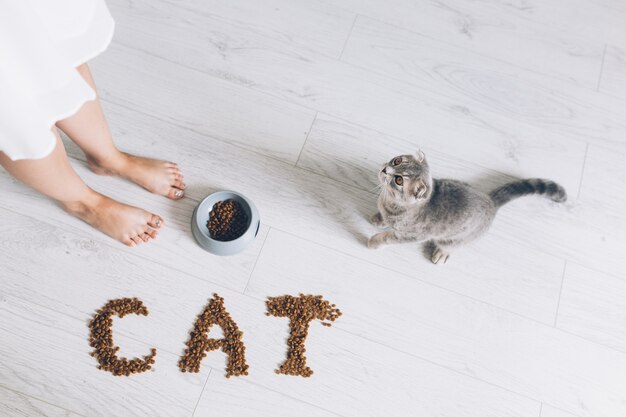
414 178 428 200
416 149 425 163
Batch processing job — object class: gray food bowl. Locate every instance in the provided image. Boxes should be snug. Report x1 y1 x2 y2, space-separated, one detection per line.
191 191 260 256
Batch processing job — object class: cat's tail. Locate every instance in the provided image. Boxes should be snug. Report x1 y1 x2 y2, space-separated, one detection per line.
490 178 567 208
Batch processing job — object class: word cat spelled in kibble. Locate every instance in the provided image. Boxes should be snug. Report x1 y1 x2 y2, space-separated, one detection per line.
88 294 341 378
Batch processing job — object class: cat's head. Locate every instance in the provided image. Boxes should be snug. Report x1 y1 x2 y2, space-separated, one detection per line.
378 150 432 204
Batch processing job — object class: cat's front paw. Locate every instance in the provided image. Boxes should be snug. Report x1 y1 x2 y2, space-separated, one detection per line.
367 236 382 249
370 212 386 228
431 247 450 265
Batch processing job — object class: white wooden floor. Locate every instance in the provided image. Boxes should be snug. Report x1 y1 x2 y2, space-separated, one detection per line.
2 0 626 416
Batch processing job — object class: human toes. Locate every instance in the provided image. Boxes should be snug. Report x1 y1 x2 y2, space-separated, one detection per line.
171 176 186 190
146 228 158 239
148 214 164 229
168 187 185 200
130 235 144 246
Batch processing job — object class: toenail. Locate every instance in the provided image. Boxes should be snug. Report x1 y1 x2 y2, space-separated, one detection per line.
175 190 183 197
155 219 162 226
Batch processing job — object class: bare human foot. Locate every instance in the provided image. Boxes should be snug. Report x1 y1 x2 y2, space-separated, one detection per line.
87 152 186 200
63 189 164 247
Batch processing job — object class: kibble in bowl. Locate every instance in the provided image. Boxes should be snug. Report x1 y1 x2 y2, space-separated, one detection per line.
191 191 260 255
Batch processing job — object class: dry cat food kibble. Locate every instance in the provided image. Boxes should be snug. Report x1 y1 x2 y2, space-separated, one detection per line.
206 199 249 241
266 294 342 377
87 294 341 378
178 293 249 377
88 298 157 377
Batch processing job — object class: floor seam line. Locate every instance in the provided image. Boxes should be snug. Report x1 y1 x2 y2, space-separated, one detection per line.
338 14 358 60
242 227 271 294
295 112 318 167
576 142 590 199
190 368 212 417
596 43 608 92
553 260 568 327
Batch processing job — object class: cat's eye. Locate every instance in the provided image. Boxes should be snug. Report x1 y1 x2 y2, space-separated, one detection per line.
393 157 402 166
395 176 403 186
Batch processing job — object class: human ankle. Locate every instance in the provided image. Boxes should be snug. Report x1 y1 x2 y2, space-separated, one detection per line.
62 189 102 214
88 150 128 174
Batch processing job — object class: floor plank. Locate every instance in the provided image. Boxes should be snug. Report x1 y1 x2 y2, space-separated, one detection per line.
0 387 83 417
105 0 626 152
158 0 356 58
341 16 624 147
406 0 626 45
195 372 343 417
91 43 315 165
315 0 605 88
557 262 626 353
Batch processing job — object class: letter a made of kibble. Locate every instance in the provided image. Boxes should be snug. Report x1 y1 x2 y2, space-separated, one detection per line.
178 293 249 377
266 294 342 377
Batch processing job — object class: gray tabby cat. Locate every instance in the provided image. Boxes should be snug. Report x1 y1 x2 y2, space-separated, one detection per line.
368 151 567 264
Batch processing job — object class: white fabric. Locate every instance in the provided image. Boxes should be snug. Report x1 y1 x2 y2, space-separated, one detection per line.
0 0 114 160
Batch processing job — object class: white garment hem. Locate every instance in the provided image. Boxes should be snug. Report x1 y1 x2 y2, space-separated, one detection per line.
3 3 115 161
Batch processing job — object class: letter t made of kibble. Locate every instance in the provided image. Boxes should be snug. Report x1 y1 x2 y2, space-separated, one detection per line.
265 294 342 377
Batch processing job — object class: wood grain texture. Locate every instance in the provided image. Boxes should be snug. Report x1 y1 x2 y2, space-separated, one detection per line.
91 42 315 165
407 0 626 45
195 372 343 417
159 0 356 58
578 144 626 224
557 262 626 353
246 229 626 417
0 387 82 417
106 0 626 152
316 0 605 88
541 404 580 417
341 16 625 148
